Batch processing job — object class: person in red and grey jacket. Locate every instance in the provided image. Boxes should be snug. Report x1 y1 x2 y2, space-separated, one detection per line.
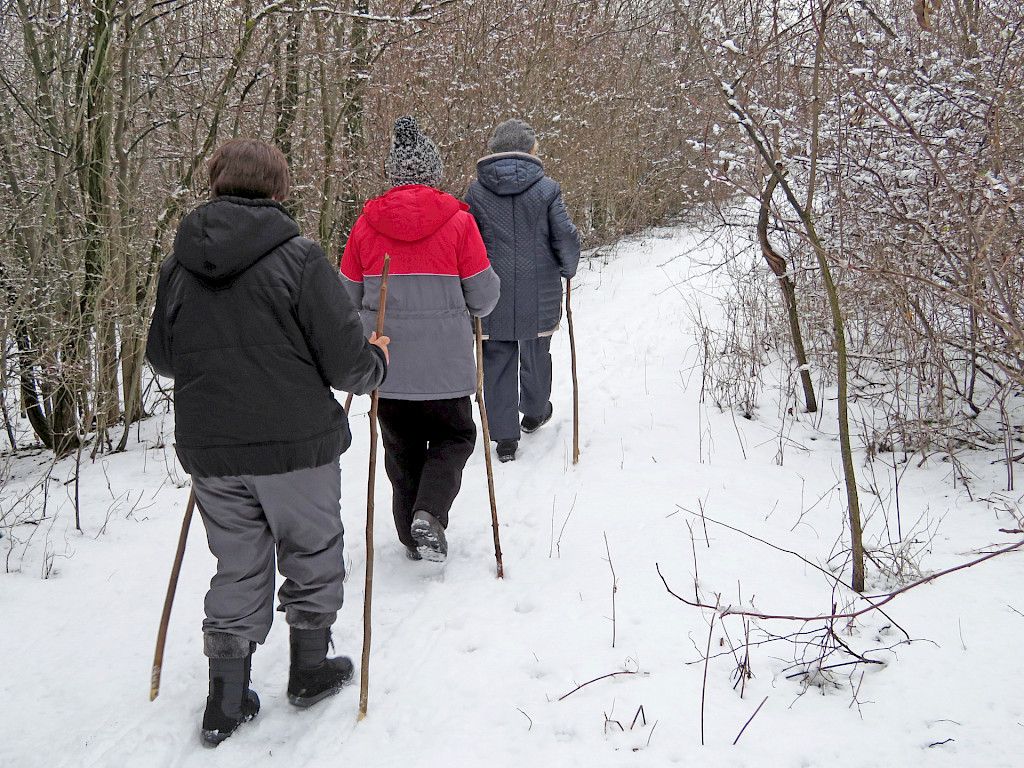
341 116 500 562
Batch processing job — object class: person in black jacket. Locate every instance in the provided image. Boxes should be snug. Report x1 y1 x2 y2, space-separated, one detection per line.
465 119 581 462
146 138 389 747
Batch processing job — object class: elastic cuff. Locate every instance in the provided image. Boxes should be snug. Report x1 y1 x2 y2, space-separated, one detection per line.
371 345 388 387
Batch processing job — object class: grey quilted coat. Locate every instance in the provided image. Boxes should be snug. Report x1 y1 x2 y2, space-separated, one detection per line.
466 153 581 341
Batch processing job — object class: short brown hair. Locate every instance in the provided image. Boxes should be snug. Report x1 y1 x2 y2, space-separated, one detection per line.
207 138 290 200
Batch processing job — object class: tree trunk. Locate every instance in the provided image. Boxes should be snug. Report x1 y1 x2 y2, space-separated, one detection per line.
758 169 818 414
17 330 53 450
338 1 371 240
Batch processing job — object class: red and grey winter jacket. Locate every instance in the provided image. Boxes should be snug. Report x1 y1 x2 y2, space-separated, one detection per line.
341 184 500 400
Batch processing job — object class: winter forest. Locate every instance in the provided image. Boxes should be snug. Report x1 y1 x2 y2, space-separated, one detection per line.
2 0 1024 765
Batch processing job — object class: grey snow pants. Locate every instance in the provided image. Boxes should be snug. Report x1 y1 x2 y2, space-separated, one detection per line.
483 336 553 442
192 461 345 647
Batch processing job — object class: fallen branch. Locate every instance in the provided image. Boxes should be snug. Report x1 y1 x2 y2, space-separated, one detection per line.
656 538 1024 623
683 510 910 638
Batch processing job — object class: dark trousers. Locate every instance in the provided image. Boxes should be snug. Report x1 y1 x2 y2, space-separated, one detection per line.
482 336 553 442
377 397 477 548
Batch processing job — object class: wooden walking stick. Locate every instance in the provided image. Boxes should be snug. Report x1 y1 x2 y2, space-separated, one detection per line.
358 254 390 721
474 316 504 579
566 278 580 465
150 489 197 701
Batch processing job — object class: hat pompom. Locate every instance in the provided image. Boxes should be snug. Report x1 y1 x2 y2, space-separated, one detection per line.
393 116 420 147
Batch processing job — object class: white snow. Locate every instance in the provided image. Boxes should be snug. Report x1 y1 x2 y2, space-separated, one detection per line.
3 227 1024 767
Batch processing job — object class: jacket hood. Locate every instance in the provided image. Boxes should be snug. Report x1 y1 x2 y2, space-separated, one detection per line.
475 153 545 196
362 185 464 242
174 197 300 283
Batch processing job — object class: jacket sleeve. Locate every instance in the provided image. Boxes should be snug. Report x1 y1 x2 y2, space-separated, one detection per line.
548 184 581 279
145 259 176 379
339 222 365 308
298 243 386 395
458 212 500 318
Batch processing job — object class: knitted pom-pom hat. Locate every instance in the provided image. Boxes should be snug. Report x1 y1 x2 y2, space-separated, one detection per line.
385 116 443 188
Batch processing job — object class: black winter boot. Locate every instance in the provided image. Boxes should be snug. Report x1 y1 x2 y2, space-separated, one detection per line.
200 654 260 748
521 402 554 434
288 627 355 708
496 440 518 463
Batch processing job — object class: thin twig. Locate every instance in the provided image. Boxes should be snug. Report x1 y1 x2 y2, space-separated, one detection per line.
557 669 638 702
604 531 618 648
646 720 659 748
701 607 717 746
733 696 769 745
687 520 700 603
556 494 576 558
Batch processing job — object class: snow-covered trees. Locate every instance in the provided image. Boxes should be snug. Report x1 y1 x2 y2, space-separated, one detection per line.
692 0 1023 463
1 0 1020 476
0 0 707 456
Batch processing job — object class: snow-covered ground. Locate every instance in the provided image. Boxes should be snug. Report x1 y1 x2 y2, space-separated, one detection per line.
3 228 1024 767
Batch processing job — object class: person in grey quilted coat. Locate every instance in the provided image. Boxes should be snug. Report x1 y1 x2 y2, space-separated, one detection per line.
465 119 581 462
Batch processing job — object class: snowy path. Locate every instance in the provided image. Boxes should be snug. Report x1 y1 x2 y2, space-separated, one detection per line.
3 228 1024 767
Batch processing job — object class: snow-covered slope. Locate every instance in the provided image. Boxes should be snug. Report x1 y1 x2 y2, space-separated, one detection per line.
3 228 1023 767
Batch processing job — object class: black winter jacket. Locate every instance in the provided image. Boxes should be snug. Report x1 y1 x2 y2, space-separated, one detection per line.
146 197 386 478
465 153 581 341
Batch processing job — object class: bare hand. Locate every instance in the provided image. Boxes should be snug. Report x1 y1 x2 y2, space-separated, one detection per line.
369 332 390 364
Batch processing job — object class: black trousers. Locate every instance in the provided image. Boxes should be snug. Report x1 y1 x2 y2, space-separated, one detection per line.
377 397 477 548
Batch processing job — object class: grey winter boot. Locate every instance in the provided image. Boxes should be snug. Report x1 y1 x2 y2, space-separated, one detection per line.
411 510 448 562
